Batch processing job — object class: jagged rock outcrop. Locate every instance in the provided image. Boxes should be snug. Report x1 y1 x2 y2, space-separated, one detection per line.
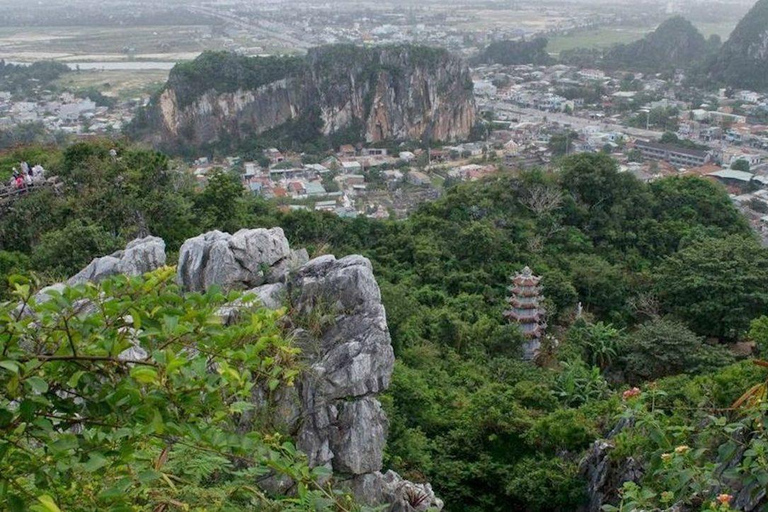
580 439 644 512
33 230 442 511
352 471 443 512
177 228 300 292
33 236 166 304
179 228 443 512
132 44 475 150
68 236 166 285
580 417 643 512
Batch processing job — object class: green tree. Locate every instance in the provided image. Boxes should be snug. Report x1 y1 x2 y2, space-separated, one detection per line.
655 236 768 339
748 316 768 356
195 169 251 232
731 158 751 172
548 131 578 157
30 220 122 279
621 317 733 382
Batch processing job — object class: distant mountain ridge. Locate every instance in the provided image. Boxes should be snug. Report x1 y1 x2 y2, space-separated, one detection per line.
601 16 710 72
708 0 768 90
558 16 720 75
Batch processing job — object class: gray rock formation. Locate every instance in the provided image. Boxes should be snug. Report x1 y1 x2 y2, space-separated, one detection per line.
185 228 442 511
352 471 444 512
68 236 166 285
32 236 166 305
580 439 644 512
38 228 442 511
177 228 302 292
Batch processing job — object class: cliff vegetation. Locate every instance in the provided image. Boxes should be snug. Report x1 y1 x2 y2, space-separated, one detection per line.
168 51 306 110
0 269 358 510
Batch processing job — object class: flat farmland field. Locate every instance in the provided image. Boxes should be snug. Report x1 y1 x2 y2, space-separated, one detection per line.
54 69 169 100
0 25 216 62
547 26 651 55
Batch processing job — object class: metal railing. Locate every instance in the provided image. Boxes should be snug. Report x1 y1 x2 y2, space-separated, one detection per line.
0 180 59 205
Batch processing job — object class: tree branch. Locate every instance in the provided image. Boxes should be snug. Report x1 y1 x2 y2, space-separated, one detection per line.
20 355 157 367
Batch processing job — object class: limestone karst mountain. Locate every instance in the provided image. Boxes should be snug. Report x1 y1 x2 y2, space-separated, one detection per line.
708 0 768 90
601 16 710 73
129 45 476 152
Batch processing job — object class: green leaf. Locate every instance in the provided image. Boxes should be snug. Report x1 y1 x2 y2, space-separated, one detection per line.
26 377 49 394
98 477 133 500
35 495 62 512
67 370 85 388
311 465 332 478
151 409 165 434
129 309 142 330
83 453 108 472
268 378 280 391
0 361 19 374
230 401 255 414
50 434 78 453
130 367 157 384
137 469 161 484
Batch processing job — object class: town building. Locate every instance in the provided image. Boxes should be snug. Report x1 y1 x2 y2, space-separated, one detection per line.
634 140 712 168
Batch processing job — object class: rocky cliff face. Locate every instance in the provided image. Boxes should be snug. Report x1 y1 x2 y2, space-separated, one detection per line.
137 45 475 149
41 229 442 512
708 0 768 90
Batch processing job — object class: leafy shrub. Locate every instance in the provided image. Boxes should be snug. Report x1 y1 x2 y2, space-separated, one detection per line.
0 269 357 511
526 408 598 452
621 318 734 383
567 319 623 369
505 457 586 511
30 219 122 279
552 359 610 407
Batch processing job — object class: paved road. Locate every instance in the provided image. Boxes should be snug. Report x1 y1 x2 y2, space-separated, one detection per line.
188 6 310 50
491 102 665 140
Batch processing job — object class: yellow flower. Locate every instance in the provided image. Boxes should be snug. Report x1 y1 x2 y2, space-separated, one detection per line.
661 453 673 462
674 445 690 454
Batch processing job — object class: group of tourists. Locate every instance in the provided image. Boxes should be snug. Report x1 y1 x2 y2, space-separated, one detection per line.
8 161 45 191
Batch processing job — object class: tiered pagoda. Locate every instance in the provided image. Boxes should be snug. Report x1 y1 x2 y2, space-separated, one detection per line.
504 266 547 360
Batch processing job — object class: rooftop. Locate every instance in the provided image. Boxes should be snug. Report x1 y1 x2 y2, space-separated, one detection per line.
708 169 755 182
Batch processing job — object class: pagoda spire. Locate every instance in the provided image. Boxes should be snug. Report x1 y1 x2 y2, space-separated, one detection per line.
504 266 547 360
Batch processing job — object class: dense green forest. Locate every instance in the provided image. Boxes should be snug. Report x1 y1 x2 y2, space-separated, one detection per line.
2 141 768 511
165 51 306 109
471 37 554 66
